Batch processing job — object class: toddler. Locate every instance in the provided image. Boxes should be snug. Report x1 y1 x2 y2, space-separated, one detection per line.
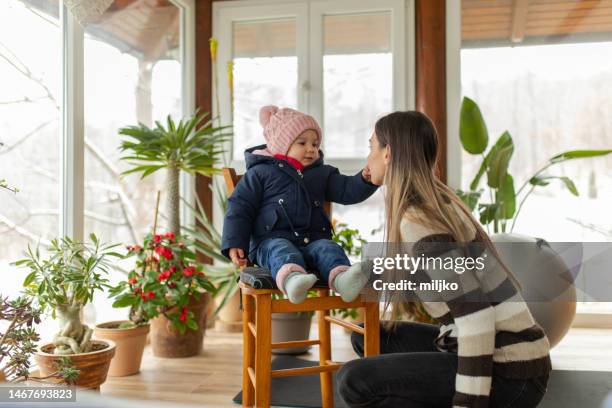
221 105 377 303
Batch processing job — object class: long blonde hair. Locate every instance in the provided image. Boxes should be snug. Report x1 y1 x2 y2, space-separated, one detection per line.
375 111 521 323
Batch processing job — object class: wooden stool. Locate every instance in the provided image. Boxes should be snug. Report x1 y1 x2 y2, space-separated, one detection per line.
240 282 379 408
223 168 380 408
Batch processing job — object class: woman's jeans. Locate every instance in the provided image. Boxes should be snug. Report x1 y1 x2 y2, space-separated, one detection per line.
337 321 549 408
255 237 350 281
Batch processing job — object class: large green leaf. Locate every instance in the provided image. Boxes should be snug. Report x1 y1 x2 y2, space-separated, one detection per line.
478 203 500 225
456 189 482 211
486 131 514 188
497 174 516 219
460 97 489 154
550 149 612 164
529 176 550 187
558 177 579 196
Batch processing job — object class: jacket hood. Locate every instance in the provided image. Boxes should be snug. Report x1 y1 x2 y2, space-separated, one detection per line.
244 144 325 170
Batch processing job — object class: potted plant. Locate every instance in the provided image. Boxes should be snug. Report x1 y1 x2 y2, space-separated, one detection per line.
109 232 216 358
457 96 612 346
119 112 230 236
14 235 121 389
93 251 152 377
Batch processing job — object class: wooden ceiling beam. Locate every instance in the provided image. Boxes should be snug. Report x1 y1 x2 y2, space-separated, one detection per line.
510 0 529 43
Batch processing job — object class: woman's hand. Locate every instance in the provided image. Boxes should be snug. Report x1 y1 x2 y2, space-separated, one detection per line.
229 248 247 267
362 165 372 183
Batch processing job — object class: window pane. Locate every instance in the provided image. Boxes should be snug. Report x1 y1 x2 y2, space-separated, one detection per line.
0 0 60 342
84 0 182 322
461 0 612 314
323 13 392 158
232 19 298 159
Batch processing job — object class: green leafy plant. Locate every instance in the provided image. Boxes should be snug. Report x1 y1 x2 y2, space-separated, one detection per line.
119 111 231 235
109 232 216 335
458 96 612 233
0 296 40 381
14 235 121 355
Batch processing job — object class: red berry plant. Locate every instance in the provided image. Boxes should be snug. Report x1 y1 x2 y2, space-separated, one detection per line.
109 232 215 335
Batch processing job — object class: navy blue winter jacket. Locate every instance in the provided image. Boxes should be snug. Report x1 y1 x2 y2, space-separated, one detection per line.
221 144 378 262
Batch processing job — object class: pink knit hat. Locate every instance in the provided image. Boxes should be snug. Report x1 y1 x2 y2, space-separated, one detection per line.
259 105 322 156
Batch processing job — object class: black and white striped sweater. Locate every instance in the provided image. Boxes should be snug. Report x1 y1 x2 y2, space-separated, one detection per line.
400 209 552 408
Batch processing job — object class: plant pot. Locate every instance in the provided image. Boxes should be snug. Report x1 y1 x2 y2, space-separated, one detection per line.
215 290 242 332
35 340 116 389
93 321 149 377
491 233 579 348
271 312 313 355
0 368 5 382
149 292 210 358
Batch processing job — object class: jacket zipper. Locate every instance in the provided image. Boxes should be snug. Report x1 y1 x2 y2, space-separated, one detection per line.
278 198 299 237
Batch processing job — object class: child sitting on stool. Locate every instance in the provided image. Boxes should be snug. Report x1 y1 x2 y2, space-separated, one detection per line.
221 105 377 304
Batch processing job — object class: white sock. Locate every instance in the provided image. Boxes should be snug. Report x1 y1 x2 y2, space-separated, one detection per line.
332 262 370 302
284 272 318 304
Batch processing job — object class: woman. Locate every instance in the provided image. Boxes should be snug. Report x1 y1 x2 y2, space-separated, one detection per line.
336 111 551 408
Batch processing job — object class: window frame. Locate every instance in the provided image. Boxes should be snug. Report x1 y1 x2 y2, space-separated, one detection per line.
213 0 414 175
445 0 612 323
58 0 196 240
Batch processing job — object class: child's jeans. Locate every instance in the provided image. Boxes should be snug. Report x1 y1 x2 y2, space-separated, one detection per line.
255 237 350 291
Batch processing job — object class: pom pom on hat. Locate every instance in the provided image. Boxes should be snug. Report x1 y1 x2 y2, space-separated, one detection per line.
259 105 279 127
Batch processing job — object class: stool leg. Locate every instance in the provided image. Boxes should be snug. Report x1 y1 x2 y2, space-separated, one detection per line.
316 289 334 408
363 300 380 357
242 292 255 407
254 294 272 408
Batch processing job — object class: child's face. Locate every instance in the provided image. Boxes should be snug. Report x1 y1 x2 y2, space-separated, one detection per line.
287 129 320 166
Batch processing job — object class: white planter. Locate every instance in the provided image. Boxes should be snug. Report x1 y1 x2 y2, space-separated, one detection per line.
271 312 313 355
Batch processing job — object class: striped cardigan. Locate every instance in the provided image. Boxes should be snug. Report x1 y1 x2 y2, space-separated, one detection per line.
400 209 552 408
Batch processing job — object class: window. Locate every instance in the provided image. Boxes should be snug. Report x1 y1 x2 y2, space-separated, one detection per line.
0 0 194 331
458 0 612 314
322 12 393 158
0 0 60 341
232 18 299 159
215 0 409 170
83 1 182 245
214 0 411 241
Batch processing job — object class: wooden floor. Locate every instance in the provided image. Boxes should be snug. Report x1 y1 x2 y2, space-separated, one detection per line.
100 325 612 407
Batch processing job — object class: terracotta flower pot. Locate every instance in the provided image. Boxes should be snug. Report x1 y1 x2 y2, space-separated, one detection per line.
271 312 313 355
35 339 116 389
215 290 242 332
150 292 210 358
93 321 149 377
0 368 5 382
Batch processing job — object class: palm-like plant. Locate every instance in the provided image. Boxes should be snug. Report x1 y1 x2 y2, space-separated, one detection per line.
119 112 230 235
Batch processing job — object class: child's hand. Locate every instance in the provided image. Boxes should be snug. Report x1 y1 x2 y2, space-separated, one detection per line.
229 248 247 268
362 166 372 183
